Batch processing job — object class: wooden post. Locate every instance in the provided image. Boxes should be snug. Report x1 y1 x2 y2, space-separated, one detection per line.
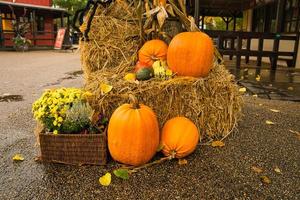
0 11 3 47
194 0 199 28
233 16 236 31
257 37 264 66
275 0 285 32
236 34 242 68
61 13 64 27
245 38 251 64
201 15 205 30
32 10 37 46
292 33 299 67
271 37 280 71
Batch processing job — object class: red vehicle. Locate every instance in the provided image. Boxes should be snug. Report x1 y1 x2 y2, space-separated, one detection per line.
0 0 70 49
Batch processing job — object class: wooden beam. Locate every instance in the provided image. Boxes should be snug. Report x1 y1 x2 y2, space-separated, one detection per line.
61 13 64 27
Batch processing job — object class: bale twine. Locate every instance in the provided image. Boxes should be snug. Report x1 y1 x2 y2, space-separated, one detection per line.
79 1 140 78
84 62 243 141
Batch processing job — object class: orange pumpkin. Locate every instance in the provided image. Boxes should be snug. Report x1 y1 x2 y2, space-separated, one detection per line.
138 39 168 66
167 32 214 77
108 95 160 166
134 61 151 72
159 0 166 7
161 117 199 158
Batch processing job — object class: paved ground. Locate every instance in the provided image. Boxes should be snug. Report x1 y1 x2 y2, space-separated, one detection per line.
0 51 299 200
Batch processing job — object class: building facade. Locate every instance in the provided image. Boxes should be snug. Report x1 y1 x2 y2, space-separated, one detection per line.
0 0 69 49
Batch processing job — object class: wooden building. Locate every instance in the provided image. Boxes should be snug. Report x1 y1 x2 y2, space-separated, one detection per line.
189 0 300 69
0 0 69 49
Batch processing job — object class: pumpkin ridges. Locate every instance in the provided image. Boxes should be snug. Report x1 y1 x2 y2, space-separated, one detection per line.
108 102 160 166
138 39 168 66
161 117 199 158
167 32 214 77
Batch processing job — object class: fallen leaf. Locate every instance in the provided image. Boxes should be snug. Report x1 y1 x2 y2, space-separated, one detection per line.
270 109 280 113
274 167 282 174
124 73 136 82
287 87 294 91
99 172 111 186
256 75 261 82
239 87 247 93
178 159 188 165
251 166 263 173
259 103 263 106
100 83 113 94
253 94 258 98
265 120 275 125
113 169 129 180
211 141 225 147
13 154 24 161
289 129 300 140
260 176 271 184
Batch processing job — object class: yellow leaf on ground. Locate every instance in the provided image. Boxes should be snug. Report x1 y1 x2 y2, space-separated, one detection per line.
256 75 261 82
274 167 282 174
251 166 263 173
270 109 280 113
100 84 113 94
266 120 275 125
211 141 225 147
253 94 258 98
13 154 24 161
287 87 294 91
289 130 300 140
99 172 111 186
239 87 247 93
178 159 188 165
259 103 263 106
260 176 271 184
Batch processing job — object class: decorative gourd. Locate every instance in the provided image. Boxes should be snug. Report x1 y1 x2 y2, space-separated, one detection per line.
134 61 151 72
108 95 160 166
161 117 199 158
138 39 168 66
167 32 214 77
136 67 154 81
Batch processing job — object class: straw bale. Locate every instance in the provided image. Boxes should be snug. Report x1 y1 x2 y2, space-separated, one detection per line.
84 62 243 141
80 1 140 78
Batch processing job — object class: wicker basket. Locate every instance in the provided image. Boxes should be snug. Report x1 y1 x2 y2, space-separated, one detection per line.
39 132 107 165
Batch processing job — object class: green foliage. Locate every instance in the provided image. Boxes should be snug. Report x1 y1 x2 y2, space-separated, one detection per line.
53 0 88 15
61 101 93 133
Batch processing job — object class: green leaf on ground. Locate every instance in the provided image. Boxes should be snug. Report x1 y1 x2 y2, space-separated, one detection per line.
113 169 129 180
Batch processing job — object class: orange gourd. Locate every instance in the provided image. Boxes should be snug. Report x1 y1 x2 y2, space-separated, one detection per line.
161 117 199 158
167 32 214 77
138 39 168 66
108 95 160 166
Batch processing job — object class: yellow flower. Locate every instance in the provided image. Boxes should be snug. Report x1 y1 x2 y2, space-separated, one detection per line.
53 130 58 135
53 121 58 126
58 117 63 122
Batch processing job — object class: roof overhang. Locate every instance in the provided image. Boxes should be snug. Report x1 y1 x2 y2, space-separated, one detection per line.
0 1 70 18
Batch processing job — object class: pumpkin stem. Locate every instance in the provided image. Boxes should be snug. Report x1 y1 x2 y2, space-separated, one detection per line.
129 94 140 109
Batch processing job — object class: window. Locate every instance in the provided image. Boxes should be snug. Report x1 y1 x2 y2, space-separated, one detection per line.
252 3 277 33
283 0 300 32
36 16 45 32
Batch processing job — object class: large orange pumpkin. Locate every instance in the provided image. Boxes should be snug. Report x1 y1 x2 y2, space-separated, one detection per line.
167 32 214 77
138 39 168 66
108 95 160 166
161 117 199 158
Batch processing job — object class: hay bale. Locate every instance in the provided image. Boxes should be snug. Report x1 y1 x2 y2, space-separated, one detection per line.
80 1 140 78
84 62 243 141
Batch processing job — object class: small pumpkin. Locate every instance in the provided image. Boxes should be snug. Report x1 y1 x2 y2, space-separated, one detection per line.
136 67 154 81
108 95 160 166
138 39 168 66
167 32 214 77
161 117 199 158
134 61 151 72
